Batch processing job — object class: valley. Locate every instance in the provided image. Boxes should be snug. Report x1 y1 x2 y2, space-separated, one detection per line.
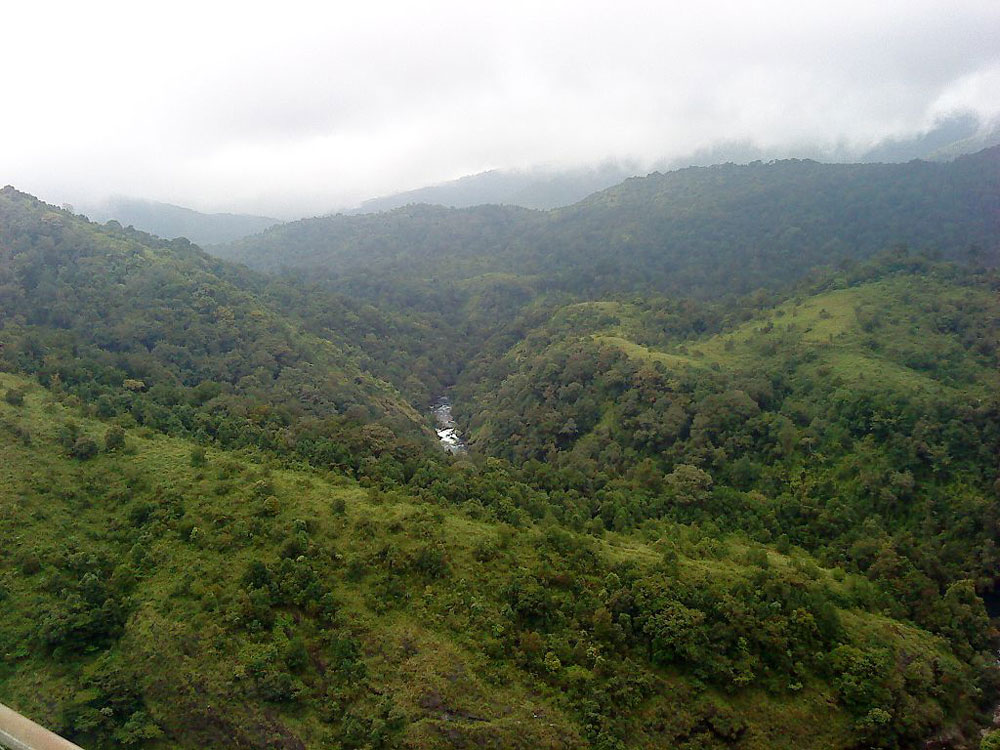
0 147 999 749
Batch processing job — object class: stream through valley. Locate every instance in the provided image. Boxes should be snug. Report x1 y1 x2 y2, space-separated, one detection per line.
432 396 467 454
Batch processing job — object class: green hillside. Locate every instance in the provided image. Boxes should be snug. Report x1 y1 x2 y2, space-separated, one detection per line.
592 273 999 395
214 203 538 279
446 263 1000 721
458 262 1000 459
0 371 988 749
0 187 431 455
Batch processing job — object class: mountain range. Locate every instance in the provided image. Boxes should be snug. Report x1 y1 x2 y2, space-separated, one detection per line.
73 113 1000 245
215 146 1000 298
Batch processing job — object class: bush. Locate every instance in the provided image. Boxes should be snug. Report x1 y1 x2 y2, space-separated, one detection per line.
413 542 449 578
258 495 281 517
3 388 25 406
473 537 500 562
18 552 42 575
70 435 99 460
284 636 309 672
104 425 126 452
58 421 81 448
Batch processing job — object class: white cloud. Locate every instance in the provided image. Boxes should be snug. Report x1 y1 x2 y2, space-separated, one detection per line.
1 0 997 217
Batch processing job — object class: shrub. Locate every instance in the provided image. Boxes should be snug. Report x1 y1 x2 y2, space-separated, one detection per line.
18 552 42 575
259 495 281 516
413 542 449 578
70 435 99 460
4 388 25 406
284 636 309 672
104 425 126 452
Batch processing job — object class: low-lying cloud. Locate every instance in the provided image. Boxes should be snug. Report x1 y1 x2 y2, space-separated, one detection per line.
3 0 998 217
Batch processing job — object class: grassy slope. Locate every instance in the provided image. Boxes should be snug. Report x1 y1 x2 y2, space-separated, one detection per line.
592 275 999 396
0 371 969 749
461 272 999 460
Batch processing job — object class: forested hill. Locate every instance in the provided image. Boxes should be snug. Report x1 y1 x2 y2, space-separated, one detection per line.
538 147 999 295
0 187 428 450
214 203 540 277
215 147 999 297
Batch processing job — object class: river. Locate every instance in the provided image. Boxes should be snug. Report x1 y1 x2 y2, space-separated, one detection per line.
432 396 467 454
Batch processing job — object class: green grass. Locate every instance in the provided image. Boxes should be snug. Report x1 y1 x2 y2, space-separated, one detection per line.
593 276 1000 397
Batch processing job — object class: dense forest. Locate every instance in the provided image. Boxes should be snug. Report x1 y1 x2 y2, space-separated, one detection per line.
1 147 1000 750
216 147 999 297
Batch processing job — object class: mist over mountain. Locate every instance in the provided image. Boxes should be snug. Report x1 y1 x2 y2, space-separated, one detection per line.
345 112 1000 214
77 197 280 245
33 114 999 229
345 113 999 216
350 162 640 213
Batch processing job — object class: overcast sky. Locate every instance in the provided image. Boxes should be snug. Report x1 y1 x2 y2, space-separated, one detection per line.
2 0 998 217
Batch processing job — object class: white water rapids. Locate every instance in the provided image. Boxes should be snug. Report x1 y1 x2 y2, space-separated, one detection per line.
432 396 467 454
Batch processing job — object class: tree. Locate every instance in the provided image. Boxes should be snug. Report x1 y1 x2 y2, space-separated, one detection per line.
665 464 713 504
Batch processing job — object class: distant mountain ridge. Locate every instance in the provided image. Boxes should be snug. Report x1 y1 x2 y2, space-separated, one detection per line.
63 114 999 233
215 146 1000 299
347 113 999 215
350 161 639 214
80 196 279 245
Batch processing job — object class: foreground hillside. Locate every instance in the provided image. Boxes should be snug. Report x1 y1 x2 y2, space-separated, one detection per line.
0 371 991 749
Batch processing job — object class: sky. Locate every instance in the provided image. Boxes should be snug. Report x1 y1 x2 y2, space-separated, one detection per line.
2 0 998 218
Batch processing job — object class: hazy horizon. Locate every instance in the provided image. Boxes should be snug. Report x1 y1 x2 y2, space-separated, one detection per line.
3 0 998 218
